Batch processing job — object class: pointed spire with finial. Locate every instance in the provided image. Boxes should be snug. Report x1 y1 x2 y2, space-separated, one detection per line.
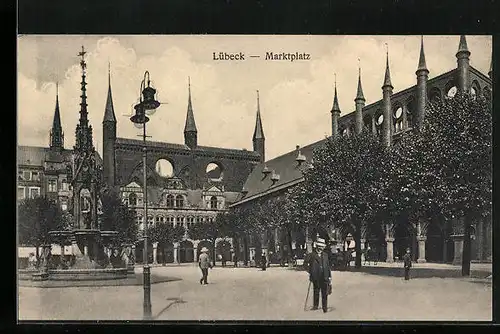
417 36 429 72
355 59 365 101
457 35 470 56
50 82 64 150
253 90 265 140
332 73 341 112
184 76 197 133
103 61 116 123
383 44 393 89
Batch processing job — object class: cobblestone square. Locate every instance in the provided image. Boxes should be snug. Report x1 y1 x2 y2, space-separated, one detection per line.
18 263 492 321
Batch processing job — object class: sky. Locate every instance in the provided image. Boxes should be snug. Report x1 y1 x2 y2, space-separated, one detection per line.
17 35 492 160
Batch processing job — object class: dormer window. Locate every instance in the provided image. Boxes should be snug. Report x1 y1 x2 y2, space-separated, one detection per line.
210 196 218 209
295 145 306 166
166 194 175 208
176 195 184 208
262 165 271 177
241 187 249 195
270 171 280 185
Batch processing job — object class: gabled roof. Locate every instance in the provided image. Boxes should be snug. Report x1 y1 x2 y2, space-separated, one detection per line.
17 146 71 167
237 138 326 202
17 145 102 167
115 137 190 151
196 145 261 157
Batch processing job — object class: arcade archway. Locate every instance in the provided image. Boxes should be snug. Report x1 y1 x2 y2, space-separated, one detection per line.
179 240 194 263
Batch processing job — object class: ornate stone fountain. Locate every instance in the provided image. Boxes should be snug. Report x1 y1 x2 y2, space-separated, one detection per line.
25 46 129 282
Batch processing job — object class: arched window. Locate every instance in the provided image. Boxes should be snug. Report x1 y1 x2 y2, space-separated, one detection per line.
471 80 481 98
155 159 174 178
176 195 184 208
166 217 175 228
429 87 442 104
177 216 185 228
483 86 492 103
206 163 223 181
129 193 138 206
187 217 195 229
210 196 218 209
447 86 457 98
196 217 204 224
147 215 154 227
166 194 175 208
393 106 403 133
155 216 165 225
363 115 372 132
406 98 416 129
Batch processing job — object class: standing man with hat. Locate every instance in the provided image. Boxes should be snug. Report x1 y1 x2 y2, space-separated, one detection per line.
403 248 412 281
199 247 212 285
307 237 332 313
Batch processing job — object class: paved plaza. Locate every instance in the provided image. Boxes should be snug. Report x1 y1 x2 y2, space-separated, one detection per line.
18 263 492 321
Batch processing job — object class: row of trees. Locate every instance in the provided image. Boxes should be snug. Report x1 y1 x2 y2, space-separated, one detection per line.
196 92 490 275
230 92 490 275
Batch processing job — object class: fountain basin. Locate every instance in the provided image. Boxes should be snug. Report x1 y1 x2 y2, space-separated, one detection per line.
47 267 128 281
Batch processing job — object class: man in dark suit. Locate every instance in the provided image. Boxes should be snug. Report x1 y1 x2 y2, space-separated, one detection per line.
308 237 332 313
403 248 412 280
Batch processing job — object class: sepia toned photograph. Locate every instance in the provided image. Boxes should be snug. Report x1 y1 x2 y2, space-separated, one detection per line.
17 35 492 321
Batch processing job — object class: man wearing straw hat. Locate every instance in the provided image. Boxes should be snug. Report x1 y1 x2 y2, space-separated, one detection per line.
307 237 332 313
198 247 212 285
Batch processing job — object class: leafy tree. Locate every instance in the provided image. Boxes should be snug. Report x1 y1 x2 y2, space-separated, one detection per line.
414 93 490 275
18 196 64 262
292 131 389 268
100 190 138 246
150 223 185 265
188 212 231 266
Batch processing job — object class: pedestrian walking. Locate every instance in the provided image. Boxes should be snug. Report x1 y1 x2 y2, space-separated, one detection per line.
199 247 212 285
307 237 332 313
260 252 267 271
403 248 412 280
233 253 238 267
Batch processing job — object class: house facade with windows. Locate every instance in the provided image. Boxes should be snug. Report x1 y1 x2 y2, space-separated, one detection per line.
17 91 102 212
232 35 493 265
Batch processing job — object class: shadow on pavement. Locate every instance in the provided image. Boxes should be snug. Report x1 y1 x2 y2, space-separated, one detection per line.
349 266 491 279
153 297 186 320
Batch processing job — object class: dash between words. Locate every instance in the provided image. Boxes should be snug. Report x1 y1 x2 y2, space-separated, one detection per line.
212 52 311 62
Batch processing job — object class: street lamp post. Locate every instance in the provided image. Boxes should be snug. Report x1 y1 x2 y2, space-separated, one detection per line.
130 71 161 320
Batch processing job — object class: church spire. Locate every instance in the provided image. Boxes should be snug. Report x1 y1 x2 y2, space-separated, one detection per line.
184 77 198 149
457 35 470 56
417 35 428 72
103 62 116 123
332 73 341 112
382 45 393 89
50 82 64 150
355 62 365 101
253 90 265 140
253 90 265 163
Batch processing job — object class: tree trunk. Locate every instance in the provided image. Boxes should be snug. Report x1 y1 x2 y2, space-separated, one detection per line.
354 226 362 268
461 218 471 276
212 238 217 267
287 228 294 267
35 243 40 267
243 235 249 266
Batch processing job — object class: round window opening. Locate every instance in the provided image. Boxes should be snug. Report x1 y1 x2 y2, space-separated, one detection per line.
206 163 222 180
447 86 457 98
395 107 403 119
377 114 384 125
156 159 174 178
